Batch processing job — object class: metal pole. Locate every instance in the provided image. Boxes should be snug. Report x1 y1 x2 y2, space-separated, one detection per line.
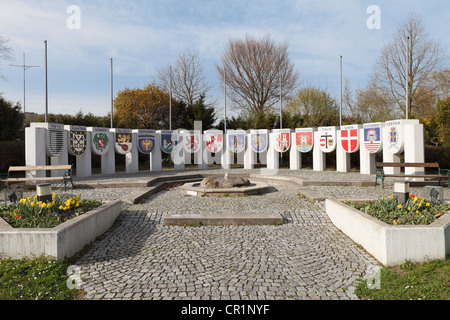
23 54 26 114
406 36 409 120
169 66 172 131
340 55 342 127
111 58 113 128
44 40 48 123
9 53 39 116
224 71 227 133
280 65 282 129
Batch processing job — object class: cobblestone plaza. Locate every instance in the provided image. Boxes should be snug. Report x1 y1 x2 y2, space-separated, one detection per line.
31 169 450 300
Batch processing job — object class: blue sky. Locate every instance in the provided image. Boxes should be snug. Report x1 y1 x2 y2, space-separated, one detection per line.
0 0 448 120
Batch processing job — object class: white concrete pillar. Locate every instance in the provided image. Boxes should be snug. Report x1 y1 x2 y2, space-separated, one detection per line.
267 132 279 171
315 127 337 171
172 130 185 171
25 126 46 180
29 123 67 177
383 120 406 175
203 130 223 166
294 128 315 170
102 131 115 175
337 124 361 173
289 131 301 170
66 125 91 177
404 123 425 178
150 132 162 171
221 133 232 169
126 131 139 173
313 131 325 171
244 133 255 169
89 127 114 175
361 123 384 175
336 130 350 172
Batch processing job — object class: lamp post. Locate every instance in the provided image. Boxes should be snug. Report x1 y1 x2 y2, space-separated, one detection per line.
10 53 39 117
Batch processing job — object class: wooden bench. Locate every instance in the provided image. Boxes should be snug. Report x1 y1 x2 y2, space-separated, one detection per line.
0 165 74 191
375 162 450 189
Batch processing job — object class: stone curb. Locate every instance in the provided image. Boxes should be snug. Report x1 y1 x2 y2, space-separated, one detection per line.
163 213 283 226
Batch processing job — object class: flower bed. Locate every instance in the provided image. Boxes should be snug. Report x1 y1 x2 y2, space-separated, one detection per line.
325 197 450 266
0 194 122 260
0 194 102 228
346 194 450 226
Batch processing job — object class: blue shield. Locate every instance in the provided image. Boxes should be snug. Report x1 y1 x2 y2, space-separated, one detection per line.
250 130 268 153
227 130 245 153
137 130 156 154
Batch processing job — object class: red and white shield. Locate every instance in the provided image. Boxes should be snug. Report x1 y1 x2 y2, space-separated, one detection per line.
318 126 336 153
273 129 291 153
183 130 201 153
340 125 360 153
203 130 223 153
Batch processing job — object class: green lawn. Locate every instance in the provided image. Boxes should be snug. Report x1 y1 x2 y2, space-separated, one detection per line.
356 257 450 300
1 255 448 300
0 256 84 300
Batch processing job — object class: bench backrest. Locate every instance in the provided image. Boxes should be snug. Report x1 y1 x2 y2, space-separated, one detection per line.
8 165 72 172
375 162 439 168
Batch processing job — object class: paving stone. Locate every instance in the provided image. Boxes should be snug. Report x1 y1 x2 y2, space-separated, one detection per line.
61 168 411 300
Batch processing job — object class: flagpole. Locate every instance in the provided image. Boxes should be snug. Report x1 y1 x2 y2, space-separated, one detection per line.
340 55 342 127
110 58 113 128
169 66 172 131
224 72 227 133
280 65 282 129
406 36 409 120
44 40 48 123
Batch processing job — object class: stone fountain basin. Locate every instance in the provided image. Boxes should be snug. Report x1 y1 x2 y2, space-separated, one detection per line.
180 181 269 197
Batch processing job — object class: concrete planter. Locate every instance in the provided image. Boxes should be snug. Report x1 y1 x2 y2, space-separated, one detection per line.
325 199 450 266
0 200 122 260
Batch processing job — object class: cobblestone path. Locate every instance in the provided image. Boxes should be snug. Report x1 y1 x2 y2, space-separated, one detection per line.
70 171 386 300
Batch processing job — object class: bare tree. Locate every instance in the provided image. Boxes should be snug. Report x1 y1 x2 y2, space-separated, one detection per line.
216 34 299 115
373 12 447 118
0 35 13 80
158 49 212 107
